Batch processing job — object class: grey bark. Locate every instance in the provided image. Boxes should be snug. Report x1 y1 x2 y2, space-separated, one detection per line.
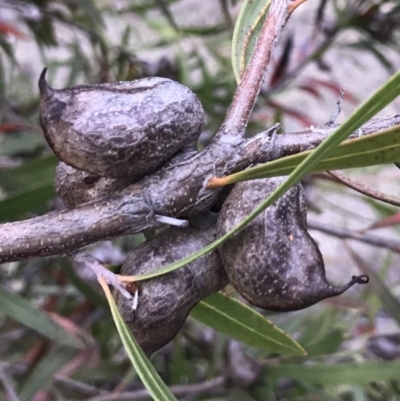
0 115 399 264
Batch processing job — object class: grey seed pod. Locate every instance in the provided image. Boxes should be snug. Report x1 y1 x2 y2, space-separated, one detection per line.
217 178 368 312
54 162 137 208
39 69 204 178
116 226 229 357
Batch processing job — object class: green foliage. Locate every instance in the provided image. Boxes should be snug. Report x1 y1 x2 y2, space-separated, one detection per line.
190 292 306 355
231 0 271 81
102 279 178 401
0 285 84 348
1 0 400 400
266 361 400 385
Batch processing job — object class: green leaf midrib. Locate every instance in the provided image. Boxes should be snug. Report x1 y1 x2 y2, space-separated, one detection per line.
196 299 302 354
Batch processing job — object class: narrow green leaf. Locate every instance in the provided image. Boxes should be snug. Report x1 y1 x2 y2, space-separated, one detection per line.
113 0 180 14
102 281 178 401
299 312 333 347
0 155 57 192
72 362 126 382
304 329 344 356
190 292 306 356
352 386 367 401
132 70 400 282
298 311 345 356
301 382 354 401
222 125 400 182
231 0 271 82
0 183 55 221
266 361 400 384
0 133 45 156
0 286 84 349
19 347 76 401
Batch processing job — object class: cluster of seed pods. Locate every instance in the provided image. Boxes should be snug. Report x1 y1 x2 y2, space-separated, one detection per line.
41 72 368 356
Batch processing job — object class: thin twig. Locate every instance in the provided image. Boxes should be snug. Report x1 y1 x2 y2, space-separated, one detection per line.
86 376 225 401
326 88 345 127
54 374 106 397
288 0 308 14
308 220 400 253
218 0 293 136
71 252 133 301
0 364 20 401
327 170 400 207
0 0 302 264
362 212 400 232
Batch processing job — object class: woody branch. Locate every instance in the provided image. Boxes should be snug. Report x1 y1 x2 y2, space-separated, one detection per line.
0 0 399 265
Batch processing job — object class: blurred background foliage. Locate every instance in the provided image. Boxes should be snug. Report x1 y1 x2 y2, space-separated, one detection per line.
1 0 400 400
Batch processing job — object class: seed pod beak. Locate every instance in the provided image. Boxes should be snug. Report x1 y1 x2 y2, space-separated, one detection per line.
324 274 369 298
38 68 53 97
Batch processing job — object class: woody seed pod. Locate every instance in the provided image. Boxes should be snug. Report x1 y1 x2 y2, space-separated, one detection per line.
54 162 136 208
116 226 228 357
39 69 203 178
217 178 368 312
54 158 227 357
